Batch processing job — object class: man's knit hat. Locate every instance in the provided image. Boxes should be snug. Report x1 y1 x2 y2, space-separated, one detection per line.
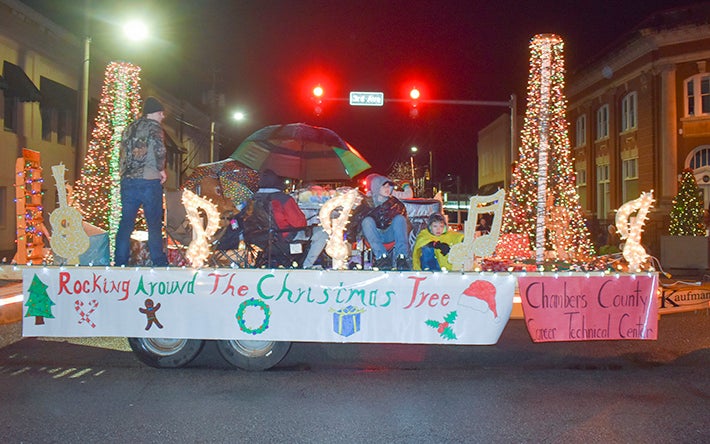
143 96 164 115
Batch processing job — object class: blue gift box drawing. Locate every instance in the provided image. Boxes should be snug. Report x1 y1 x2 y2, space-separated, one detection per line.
332 305 364 337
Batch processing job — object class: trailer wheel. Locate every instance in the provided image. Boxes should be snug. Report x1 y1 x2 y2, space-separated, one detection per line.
128 338 205 368
216 340 291 371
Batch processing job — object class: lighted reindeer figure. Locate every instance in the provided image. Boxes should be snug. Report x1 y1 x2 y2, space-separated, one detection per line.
449 189 505 271
615 190 654 272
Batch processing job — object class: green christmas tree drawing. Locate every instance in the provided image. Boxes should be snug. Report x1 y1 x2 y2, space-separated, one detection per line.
669 168 706 236
24 274 55 325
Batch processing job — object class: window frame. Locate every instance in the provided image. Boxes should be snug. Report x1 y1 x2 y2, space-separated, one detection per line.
596 104 609 140
575 114 587 147
621 92 637 132
685 74 710 117
596 163 610 219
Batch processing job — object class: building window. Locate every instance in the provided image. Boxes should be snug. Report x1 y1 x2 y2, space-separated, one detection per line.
41 107 53 141
575 115 586 147
57 109 70 145
685 74 710 117
3 96 17 132
596 105 609 140
576 168 587 208
596 163 610 219
621 92 637 132
689 145 710 170
622 158 639 202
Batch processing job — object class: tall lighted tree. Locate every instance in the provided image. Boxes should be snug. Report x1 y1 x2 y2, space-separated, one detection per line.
669 168 705 236
500 34 593 263
73 62 142 253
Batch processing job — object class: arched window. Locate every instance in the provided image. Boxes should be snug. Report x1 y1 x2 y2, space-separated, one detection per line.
688 145 710 171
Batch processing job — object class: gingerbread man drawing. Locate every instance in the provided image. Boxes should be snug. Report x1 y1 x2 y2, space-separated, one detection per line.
139 298 163 330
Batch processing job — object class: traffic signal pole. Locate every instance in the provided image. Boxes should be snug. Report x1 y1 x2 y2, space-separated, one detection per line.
318 93 518 187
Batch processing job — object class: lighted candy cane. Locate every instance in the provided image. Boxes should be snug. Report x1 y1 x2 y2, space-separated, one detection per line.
181 189 221 268
615 190 654 272
75 299 99 328
319 188 362 269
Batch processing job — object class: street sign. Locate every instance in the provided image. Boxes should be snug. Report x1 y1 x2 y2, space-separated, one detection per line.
349 91 384 106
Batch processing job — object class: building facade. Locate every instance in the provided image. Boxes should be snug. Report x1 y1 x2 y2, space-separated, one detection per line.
568 3 710 255
478 4 710 257
0 0 213 258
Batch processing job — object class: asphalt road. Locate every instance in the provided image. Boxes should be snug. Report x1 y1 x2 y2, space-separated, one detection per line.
0 310 707 443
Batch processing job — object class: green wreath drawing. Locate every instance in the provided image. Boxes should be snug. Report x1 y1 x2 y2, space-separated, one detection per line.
235 298 271 335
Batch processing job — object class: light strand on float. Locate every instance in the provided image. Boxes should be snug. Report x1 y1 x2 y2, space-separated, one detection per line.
181 189 221 268
319 188 361 270
615 190 654 272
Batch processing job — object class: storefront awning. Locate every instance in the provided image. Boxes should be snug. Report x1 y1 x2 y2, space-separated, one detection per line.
40 76 77 111
2 61 40 102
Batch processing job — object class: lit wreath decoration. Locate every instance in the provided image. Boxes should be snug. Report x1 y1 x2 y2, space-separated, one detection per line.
235 298 271 335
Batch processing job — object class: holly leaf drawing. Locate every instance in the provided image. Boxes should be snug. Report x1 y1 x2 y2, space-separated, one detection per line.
443 311 457 324
441 327 457 340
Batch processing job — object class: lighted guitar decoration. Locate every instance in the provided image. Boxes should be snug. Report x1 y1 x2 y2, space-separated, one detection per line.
448 189 505 271
50 164 90 265
615 190 654 272
319 188 362 269
181 189 221 268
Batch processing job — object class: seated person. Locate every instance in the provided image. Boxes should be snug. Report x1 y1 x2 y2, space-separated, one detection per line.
250 169 327 268
412 213 464 271
350 174 410 270
475 216 490 235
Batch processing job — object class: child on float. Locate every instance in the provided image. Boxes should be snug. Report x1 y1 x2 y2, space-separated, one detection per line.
412 213 464 271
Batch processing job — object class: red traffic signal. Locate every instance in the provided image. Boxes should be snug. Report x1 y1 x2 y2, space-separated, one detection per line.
409 87 420 118
312 84 324 116
409 87 420 100
313 85 324 99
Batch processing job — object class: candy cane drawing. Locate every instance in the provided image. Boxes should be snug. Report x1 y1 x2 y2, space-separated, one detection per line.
319 189 362 269
74 299 98 328
181 189 221 268
615 190 654 272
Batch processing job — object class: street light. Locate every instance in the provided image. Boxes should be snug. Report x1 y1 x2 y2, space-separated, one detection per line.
410 146 418 185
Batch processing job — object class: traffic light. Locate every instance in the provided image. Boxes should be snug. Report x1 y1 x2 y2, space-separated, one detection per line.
409 87 420 118
312 84 324 116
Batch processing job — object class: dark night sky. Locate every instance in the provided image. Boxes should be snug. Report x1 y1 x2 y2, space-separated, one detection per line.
18 0 696 190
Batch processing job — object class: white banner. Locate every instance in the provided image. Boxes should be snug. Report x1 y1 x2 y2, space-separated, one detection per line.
22 268 516 345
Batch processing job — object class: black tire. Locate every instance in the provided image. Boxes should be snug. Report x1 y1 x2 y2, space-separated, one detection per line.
216 340 291 371
128 337 205 368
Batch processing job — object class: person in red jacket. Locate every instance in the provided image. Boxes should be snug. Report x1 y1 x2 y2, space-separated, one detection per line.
253 169 327 268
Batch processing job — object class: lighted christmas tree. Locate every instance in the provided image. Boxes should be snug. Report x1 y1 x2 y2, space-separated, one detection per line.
24 274 54 325
73 62 143 253
669 168 705 236
500 34 594 263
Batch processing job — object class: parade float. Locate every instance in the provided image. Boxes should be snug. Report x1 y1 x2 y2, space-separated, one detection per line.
15 35 662 371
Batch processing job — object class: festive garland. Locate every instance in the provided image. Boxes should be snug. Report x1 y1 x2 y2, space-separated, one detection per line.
235 298 271 335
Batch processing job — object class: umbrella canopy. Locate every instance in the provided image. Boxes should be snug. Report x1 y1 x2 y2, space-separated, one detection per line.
229 123 371 182
182 159 259 208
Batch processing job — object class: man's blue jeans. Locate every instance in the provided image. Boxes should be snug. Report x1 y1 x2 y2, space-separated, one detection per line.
114 179 167 266
361 214 409 260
